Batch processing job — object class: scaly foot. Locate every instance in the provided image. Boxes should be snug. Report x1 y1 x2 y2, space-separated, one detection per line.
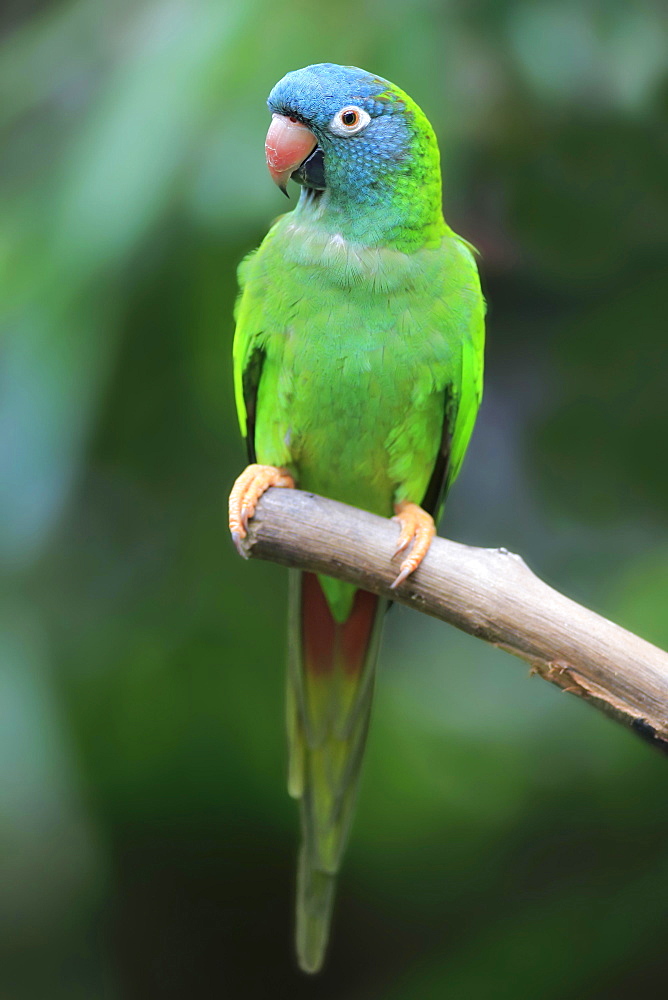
390 501 435 589
229 463 295 556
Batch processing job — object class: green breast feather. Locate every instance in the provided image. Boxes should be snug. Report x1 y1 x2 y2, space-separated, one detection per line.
234 217 484 519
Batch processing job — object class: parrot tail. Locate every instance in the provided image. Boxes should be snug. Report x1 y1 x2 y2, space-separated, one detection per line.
287 570 386 973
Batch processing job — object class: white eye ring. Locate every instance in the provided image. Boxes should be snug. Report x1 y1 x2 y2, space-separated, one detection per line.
329 105 371 137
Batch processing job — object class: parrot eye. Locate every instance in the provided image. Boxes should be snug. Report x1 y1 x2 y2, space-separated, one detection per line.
329 105 371 137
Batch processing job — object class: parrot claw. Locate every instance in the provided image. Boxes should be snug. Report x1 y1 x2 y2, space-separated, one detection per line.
389 564 413 590
391 522 411 557
231 531 249 560
389 502 435 589
229 464 295 552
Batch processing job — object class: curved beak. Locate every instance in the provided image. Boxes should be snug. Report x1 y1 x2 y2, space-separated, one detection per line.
265 114 317 196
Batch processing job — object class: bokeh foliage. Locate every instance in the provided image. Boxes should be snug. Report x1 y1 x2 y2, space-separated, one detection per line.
1 1 667 996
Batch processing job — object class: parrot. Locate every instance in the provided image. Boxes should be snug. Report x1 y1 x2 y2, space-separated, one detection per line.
228 63 485 973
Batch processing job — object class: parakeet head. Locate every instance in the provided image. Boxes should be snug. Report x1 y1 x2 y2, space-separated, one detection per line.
265 63 443 238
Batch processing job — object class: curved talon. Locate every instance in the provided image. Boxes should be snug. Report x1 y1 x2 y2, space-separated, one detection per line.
390 501 435 589
229 463 295 550
391 514 416 556
231 530 247 560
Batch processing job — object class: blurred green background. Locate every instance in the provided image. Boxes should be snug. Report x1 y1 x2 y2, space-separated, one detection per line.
2 1 668 997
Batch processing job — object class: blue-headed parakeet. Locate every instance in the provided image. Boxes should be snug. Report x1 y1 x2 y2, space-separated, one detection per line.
228 63 485 972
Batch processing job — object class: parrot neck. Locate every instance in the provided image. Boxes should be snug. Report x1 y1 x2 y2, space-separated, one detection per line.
296 106 448 252
294 177 446 253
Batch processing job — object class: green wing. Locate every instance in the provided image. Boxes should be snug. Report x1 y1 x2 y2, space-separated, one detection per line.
232 217 290 462
447 238 485 487
388 232 485 523
232 247 263 461
426 281 484 521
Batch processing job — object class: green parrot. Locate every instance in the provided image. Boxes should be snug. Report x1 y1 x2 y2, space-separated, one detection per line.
229 63 485 973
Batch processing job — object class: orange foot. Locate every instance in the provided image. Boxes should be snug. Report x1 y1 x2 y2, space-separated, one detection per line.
390 501 435 589
229 463 295 557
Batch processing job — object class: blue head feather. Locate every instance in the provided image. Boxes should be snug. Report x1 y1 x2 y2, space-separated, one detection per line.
267 63 444 249
267 64 413 201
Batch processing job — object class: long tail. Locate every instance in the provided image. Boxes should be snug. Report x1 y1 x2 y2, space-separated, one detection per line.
287 570 386 973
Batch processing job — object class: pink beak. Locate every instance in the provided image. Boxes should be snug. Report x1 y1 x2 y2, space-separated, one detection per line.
265 113 317 196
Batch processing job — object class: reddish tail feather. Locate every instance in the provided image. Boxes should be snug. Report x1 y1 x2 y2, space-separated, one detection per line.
289 570 386 972
301 571 378 678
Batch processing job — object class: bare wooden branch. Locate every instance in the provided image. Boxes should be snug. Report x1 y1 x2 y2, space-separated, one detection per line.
237 487 668 753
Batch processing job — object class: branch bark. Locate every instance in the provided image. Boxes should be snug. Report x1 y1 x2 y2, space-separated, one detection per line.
237 488 668 753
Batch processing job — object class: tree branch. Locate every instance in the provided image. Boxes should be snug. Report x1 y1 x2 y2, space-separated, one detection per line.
237 488 668 753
